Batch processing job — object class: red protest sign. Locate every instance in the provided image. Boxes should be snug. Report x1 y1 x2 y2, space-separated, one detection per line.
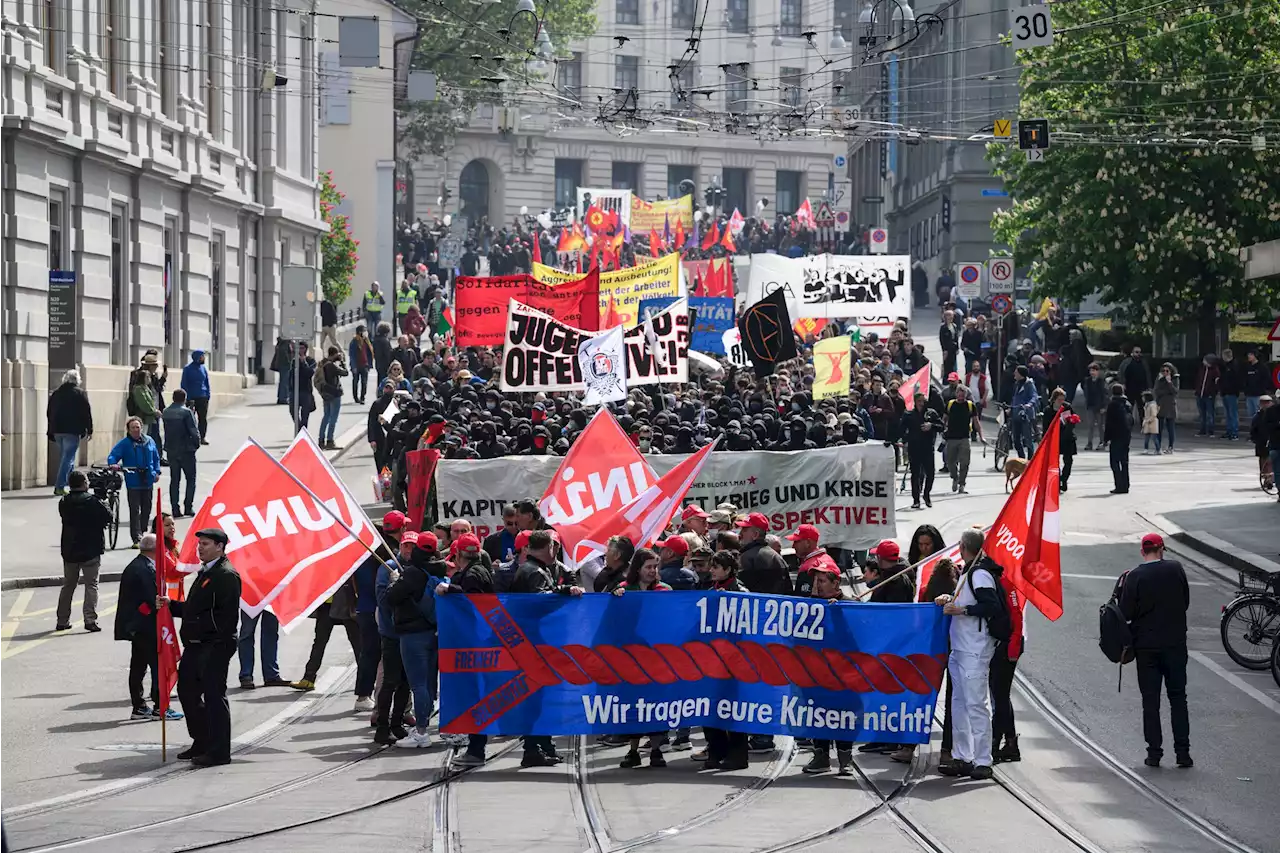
405 448 440 532
454 267 601 347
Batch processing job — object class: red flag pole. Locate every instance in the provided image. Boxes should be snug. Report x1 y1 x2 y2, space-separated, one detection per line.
155 484 167 763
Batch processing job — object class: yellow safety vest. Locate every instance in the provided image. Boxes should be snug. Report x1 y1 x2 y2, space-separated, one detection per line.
364 291 385 312
397 290 416 315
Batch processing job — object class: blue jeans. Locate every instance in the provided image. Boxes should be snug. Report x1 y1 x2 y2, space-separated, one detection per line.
399 631 438 727
319 396 341 444
1197 396 1216 434
1011 416 1034 459
276 364 292 404
1246 396 1261 420
238 611 280 681
355 611 381 697
366 311 383 332
1160 416 1176 450
1144 431 1161 452
1223 395 1239 438
53 433 80 489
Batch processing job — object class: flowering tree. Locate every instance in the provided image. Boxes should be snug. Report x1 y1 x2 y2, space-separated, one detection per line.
320 170 358 305
989 0 1280 345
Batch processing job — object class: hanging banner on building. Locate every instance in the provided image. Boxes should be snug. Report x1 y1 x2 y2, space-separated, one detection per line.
745 254 911 326
534 253 681 328
434 444 896 547
500 298 689 393
453 268 601 347
630 194 694 233
577 188 633 231
438 591 947 739
688 297 736 355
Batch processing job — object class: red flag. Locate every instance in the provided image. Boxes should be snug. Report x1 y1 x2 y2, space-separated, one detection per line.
177 432 379 631
540 409 657 568
913 540 966 602
650 228 663 256
674 217 686 251
531 236 542 266
568 439 719 567
602 294 625 328
701 219 720 251
720 225 737 253
795 198 815 228
984 417 1063 620
405 448 441 532
558 223 586 253
898 364 932 411
155 488 180 714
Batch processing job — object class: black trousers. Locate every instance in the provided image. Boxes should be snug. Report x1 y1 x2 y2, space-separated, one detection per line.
374 635 410 728
169 452 197 513
355 611 381 697
190 397 210 440
126 487 153 544
129 635 159 709
352 369 369 403
703 728 748 762
909 451 935 503
1061 453 1074 486
178 641 236 761
303 605 360 682
1109 442 1130 492
1135 646 1190 758
989 647 1018 747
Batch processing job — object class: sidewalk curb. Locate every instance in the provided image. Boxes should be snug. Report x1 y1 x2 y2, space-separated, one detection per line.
1140 511 1280 583
1 424 369 593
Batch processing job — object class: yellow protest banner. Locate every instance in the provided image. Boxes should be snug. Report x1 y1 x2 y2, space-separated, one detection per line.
630 195 694 233
813 336 852 400
535 253 681 328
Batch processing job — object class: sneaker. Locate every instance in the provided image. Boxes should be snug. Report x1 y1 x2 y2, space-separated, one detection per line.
747 736 775 754
795 737 813 749
390 724 409 740
857 741 894 754
290 679 316 691
84 623 102 633
889 746 915 764
994 736 1020 763
951 480 959 493
924 496 932 507
131 706 154 721
152 707 184 721
239 678 256 689
395 728 433 748
354 696 376 712
670 734 692 751
969 764 994 780
957 487 968 495
938 759 974 777
620 750 643 769
442 732 470 747
911 502 921 510
263 677 291 687
54 487 67 496
453 752 485 767
374 727 399 745
837 752 853 776
520 751 558 768
802 754 831 774
1175 753 1194 768
649 750 667 768
55 623 72 631
691 748 709 761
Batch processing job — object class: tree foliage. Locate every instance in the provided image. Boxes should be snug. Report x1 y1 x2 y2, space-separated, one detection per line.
989 0 1280 340
397 0 598 161
319 171 359 306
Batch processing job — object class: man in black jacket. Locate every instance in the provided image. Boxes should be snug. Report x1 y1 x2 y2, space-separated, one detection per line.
735 513 793 595
1118 533 1192 768
1103 384 1132 494
863 540 915 603
57 470 113 631
47 368 94 495
938 309 960 377
159 528 242 767
162 389 201 517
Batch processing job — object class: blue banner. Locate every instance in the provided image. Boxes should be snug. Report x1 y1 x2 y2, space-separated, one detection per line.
688 297 735 354
438 591 948 741
637 296 679 323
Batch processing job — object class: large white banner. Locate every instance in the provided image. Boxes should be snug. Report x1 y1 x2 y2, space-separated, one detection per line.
434 444 896 549
746 253 911 325
500 298 689 392
577 187 633 230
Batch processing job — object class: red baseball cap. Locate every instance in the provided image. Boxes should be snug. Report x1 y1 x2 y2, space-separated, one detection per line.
514 530 532 552
416 531 439 551
1141 532 1164 551
735 512 770 531
785 523 821 543
810 561 841 575
659 536 689 556
870 539 900 561
681 504 709 521
383 510 407 531
452 532 481 556
947 372 960 382
400 530 419 545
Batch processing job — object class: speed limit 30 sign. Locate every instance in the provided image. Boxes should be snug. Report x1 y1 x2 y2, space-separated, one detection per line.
988 258 1015 293
1011 5 1053 49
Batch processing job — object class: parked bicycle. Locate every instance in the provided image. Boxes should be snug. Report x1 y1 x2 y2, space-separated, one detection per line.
86 464 136 550
1271 635 1280 690
1219 568 1280 670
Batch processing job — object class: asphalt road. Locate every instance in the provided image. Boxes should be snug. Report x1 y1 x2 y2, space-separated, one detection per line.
4 408 1278 853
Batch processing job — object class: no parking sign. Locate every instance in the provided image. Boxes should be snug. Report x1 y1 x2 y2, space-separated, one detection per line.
869 227 888 254
991 294 1013 316
956 263 983 299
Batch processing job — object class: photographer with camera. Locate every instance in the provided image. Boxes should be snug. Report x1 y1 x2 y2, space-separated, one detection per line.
57 469 113 632
317 346 350 450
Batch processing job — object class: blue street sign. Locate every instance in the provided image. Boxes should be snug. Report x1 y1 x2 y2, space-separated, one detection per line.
981 189 1009 197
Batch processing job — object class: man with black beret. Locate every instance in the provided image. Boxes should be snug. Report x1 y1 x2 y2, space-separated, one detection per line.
158 527 242 767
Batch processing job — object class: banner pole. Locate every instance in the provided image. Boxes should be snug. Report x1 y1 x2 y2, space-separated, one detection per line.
155 484 167 764
852 526 992 602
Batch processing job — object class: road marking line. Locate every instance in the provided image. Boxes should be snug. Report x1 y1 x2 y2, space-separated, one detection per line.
1061 572 1212 587
8 588 34 618
1189 651 1280 715
21 592 120 620
1 604 119 661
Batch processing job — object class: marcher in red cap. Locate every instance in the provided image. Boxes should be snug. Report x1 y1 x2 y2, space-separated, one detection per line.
786 523 840 597
864 540 913 603
657 536 697 590
802 559 854 775
680 504 710 548
734 509 790 755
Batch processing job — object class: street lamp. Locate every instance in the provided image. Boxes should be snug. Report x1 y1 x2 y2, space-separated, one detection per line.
857 0 915 47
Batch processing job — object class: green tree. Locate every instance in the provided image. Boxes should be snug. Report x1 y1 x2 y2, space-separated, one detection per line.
319 170 358 305
989 0 1280 345
397 0 597 161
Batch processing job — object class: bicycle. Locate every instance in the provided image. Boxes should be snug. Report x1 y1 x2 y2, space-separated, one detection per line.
87 464 125 550
1271 635 1280 690
991 404 1014 471
1219 569 1280 670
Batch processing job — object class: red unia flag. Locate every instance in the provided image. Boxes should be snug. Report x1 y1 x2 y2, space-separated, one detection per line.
570 439 720 567
985 417 1063 619
177 431 378 631
898 364 932 411
540 409 657 569
154 489 180 714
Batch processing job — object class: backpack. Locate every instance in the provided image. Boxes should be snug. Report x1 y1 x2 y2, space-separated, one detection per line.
125 374 140 416
966 562 1013 643
312 361 327 393
1098 572 1135 688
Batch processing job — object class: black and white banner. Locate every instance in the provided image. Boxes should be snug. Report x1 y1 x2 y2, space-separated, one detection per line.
500 298 689 393
578 325 628 405
745 254 911 325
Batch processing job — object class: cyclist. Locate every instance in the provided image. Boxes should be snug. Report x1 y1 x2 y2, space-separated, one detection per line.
107 416 162 547
1252 395 1280 500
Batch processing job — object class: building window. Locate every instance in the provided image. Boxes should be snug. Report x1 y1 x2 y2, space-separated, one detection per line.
781 67 803 107
726 68 750 113
554 159 582 208
776 170 803 214
670 61 694 108
672 0 697 29
560 53 583 102
103 0 123 96
164 219 177 348
211 233 224 355
834 0 855 40
48 193 66 270
724 168 750 213
300 17 314 174
780 0 803 36
667 165 696 199
111 205 127 362
614 55 639 92
727 0 749 33
206 0 222 138
158 0 174 117
616 0 639 25
612 162 641 193
42 0 63 73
